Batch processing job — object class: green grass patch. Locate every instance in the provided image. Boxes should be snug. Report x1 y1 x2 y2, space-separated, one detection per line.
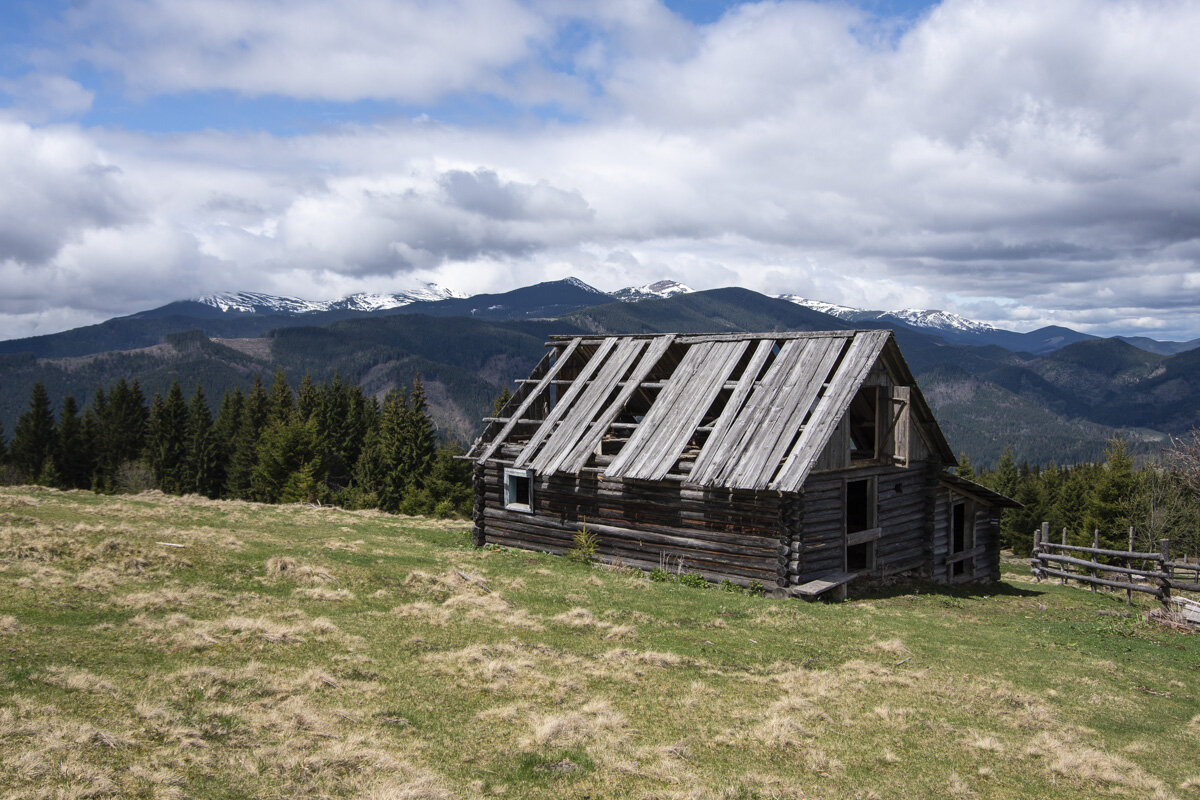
1 486 1198 799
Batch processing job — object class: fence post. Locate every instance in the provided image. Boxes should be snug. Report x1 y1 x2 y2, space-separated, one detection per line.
1060 527 1068 584
1159 539 1171 611
1031 526 1042 581
1090 530 1099 593
1127 526 1135 606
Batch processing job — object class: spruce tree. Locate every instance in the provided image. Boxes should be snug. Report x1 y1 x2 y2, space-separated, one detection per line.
268 368 293 425
55 395 89 489
225 377 268 498
955 452 975 480
82 388 107 489
149 381 189 494
296 373 318 421
186 383 220 497
0 420 8 465
10 382 57 482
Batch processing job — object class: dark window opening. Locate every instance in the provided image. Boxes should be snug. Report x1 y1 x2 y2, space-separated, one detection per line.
847 541 874 572
848 387 879 461
846 478 873 533
951 559 970 577
951 502 966 554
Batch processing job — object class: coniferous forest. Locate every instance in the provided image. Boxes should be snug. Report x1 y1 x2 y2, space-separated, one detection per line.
0 371 472 518
1 372 1198 557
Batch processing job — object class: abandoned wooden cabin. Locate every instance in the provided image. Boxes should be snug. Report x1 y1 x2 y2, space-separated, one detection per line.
466 331 1017 597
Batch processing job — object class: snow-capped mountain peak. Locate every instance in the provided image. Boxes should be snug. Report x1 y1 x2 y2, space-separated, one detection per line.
612 279 695 302
197 291 327 314
195 283 464 315
773 295 860 319
562 277 611 295
889 309 996 334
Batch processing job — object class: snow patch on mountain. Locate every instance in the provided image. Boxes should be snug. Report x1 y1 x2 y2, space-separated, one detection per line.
887 309 996 334
198 292 327 314
196 283 463 315
562 276 613 296
774 295 860 319
613 280 694 302
774 295 996 334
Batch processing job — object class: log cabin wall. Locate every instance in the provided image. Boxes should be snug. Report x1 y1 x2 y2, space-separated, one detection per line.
790 461 937 585
476 462 784 587
931 487 1003 582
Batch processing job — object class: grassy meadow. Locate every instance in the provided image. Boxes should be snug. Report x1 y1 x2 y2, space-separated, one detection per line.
1 486 1198 799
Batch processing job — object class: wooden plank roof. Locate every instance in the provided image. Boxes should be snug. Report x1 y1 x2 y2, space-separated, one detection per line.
468 330 955 493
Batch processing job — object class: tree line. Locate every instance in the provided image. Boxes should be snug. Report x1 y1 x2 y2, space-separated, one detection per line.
963 437 1200 559
0 371 472 517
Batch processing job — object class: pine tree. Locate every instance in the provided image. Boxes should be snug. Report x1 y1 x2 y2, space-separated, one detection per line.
82 388 107 489
149 381 188 494
55 395 89 489
398 375 436 493
268 368 293 425
1092 436 1138 547
225 377 268 498
252 415 321 503
10 383 57 482
0 420 8 465
186 383 220 497
296 373 318 421
492 386 513 416
955 452 975 480
993 447 1019 499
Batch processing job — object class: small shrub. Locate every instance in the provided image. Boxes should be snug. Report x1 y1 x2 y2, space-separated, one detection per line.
746 580 766 597
720 579 740 593
567 525 598 563
679 572 708 589
649 568 673 583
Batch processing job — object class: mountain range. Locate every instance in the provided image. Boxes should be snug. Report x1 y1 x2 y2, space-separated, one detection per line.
1 278 1197 465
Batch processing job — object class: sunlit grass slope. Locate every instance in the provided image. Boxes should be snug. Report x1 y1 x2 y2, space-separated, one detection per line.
1 486 1197 799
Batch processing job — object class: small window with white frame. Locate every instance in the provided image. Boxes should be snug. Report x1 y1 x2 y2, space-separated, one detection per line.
504 468 535 513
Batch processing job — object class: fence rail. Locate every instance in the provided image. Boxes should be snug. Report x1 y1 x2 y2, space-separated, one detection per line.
1029 522 1199 608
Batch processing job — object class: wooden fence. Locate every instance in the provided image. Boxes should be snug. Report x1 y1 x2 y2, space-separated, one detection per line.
1029 521 1200 608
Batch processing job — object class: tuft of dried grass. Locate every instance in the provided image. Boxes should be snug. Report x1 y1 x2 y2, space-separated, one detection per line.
0 614 20 634
40 666 115 694
265 556 334 584
526 699 627 748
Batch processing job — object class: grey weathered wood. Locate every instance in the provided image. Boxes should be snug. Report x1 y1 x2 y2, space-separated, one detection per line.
554 335 676 475
608 340 748 481
791 570 858 597
514 338 616 469
533 338 647 474
692 339 807 487
476 338 581 463
771 330 890 492
733 336 845 490
688 339 776 485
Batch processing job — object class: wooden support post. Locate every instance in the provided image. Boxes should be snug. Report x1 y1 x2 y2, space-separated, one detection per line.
1127 526 1135 605
1091 530 1099 592
472 464 486 548
1159 539 1171 611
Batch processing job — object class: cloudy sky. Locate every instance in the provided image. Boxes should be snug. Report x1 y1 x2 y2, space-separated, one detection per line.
2 0 1199 341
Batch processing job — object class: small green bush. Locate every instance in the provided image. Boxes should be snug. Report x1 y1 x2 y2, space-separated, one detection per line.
679 572 708 589
567 525 598 563
746 580 766 597
649 567 673 583
719 579 740 593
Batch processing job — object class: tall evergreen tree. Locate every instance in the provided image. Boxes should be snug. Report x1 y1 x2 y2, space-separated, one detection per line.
268 368 293 424
55 395 90 489
186 383 221 497
10 382 57 482
0 420 8 465
955 452 975 480
225 377 269 498
148 381 189 494
296 373 318 421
